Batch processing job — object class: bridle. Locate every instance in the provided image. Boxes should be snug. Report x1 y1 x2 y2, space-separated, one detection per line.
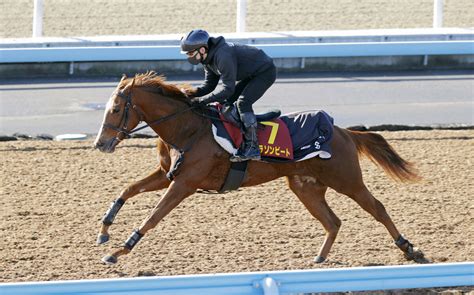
100 82 209 180
101 89 141 140
99 81 234 181
101 86 196 141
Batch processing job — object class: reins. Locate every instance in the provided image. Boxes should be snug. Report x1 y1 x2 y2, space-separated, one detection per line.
102 88 199 140
131 104 198 135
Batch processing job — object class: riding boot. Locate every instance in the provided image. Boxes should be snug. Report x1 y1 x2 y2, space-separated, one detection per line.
230 112 261 162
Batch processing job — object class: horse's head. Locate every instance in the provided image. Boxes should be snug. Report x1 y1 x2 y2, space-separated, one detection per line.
94 75 142 153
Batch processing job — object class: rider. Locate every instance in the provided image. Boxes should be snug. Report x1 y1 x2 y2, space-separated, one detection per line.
180 29 276 162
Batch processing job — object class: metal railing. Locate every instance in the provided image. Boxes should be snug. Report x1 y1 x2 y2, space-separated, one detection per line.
1 40 472 63
1 262 473 295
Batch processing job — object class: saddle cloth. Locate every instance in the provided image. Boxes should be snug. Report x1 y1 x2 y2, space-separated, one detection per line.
211 107 334 162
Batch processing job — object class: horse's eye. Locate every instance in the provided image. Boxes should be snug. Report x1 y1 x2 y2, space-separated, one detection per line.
112 106 120 113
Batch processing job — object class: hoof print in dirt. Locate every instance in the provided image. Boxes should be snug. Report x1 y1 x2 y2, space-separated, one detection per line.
102 255 118 265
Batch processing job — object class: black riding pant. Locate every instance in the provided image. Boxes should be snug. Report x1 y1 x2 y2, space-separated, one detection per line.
227 64 277 114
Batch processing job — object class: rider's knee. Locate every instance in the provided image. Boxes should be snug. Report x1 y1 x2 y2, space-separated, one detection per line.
236 98 253 114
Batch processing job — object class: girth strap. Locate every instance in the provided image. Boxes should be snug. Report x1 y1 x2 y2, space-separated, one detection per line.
218 161 248 193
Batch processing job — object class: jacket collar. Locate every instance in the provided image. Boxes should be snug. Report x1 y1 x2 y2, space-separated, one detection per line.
202 36 225 65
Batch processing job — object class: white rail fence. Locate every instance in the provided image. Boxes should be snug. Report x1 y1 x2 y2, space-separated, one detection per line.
433 0 444 28
1 40 472 64
32 0 44 38
31 0 447 38
1 262 473 295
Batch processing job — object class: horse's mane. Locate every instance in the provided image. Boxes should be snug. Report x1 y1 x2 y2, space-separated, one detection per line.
127 71 193 102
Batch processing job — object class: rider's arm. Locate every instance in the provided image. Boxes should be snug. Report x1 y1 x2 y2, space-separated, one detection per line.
194 66 219 97
199 51 237 104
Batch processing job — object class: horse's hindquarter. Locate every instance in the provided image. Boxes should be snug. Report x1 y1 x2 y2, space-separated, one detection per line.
314 126 365 192
287 126 364 193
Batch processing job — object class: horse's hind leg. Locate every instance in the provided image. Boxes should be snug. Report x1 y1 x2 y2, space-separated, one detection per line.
287 176 341 263
346 185 424 261
97 167 170 245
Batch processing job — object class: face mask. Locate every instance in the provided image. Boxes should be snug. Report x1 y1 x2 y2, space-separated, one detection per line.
187 51 201 65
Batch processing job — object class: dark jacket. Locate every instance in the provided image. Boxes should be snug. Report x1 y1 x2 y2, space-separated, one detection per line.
195 36 274 103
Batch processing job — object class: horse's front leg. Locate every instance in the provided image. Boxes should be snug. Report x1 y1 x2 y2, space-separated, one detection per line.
101 180 195 264
97 167 170 245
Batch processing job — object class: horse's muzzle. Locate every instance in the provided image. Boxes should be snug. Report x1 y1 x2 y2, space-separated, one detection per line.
94 137 119 153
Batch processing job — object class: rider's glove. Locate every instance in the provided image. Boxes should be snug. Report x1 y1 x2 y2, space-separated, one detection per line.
190 97 210 107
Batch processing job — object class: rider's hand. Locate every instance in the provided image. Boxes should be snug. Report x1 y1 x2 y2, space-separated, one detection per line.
180 87 197 98
190 97 209 107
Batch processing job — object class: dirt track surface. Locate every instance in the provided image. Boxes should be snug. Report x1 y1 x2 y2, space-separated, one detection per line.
1 129 473 286
1 0 473 38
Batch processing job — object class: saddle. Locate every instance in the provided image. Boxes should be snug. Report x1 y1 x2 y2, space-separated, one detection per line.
220 103 281 130
210 104 334 163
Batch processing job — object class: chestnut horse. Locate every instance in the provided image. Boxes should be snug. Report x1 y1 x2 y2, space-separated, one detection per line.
94 72 424 265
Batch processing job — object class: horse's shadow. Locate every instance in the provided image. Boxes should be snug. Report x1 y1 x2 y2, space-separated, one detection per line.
363 255 432 267
137 270 157 277
412 255 432 264
363 263 386 267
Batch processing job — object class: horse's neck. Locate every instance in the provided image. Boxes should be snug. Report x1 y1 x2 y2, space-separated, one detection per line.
143 94 205 148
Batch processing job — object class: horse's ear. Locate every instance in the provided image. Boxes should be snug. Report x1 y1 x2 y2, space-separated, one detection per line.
120 74 127 82
122 78 136 93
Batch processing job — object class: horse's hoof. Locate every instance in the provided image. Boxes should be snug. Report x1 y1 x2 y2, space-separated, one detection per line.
405 247 426 261
96 234 110 245
101 254 118 265
314 255 326 263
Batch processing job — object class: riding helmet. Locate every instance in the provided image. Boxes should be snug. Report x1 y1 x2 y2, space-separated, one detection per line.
180 29 210 54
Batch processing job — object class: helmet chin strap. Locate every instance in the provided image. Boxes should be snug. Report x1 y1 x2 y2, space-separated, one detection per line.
201 48 208 62
187 48 208 65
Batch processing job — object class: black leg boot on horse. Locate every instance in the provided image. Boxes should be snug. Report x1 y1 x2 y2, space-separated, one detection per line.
230 112 261 162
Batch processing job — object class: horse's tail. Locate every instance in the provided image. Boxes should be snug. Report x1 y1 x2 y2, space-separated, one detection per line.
348 130 421 182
